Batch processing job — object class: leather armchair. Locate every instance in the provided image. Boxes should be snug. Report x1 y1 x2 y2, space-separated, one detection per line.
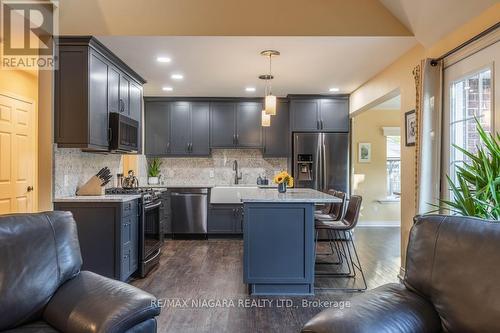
302 214 500 333
0 211 160 333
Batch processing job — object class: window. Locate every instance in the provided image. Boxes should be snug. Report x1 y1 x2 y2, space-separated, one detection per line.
386 135 401 199
449 67 492 185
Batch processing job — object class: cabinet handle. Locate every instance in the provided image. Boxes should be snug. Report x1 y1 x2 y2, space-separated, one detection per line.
316 120 320 130
320 120 324 130
166 142 170 153
236 134 239 145
119 99 124 112
233 134 236 145
108 128 112 142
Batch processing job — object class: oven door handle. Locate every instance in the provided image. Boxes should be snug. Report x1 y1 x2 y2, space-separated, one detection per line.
144 201 162 210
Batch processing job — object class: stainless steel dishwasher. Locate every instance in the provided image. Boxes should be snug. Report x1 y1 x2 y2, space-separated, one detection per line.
170 188 208 237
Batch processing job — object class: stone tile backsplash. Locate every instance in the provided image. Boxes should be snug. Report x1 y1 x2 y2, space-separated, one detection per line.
137 149 288 186
54 147 123 197
54 148 288 197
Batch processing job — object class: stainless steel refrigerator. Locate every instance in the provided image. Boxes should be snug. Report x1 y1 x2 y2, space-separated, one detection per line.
292 133 349 193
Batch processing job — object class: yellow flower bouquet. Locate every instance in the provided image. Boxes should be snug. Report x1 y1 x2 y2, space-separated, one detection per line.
273 171 294 193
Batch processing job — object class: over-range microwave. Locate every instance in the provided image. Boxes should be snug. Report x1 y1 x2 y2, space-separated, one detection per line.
109 112 139 153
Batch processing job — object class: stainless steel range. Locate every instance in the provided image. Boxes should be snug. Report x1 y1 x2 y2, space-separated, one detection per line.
105 187 163 277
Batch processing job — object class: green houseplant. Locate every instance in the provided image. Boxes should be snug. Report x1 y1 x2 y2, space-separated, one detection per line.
147 158 162 185
439 118 500 220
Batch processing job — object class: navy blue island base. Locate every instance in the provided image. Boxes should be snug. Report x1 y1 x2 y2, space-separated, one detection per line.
240 188 341 296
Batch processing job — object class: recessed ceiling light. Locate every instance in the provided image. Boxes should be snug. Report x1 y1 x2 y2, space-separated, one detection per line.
162 86 173 92
171 74 184 80
329 87 340 92
157 57 171 63
245 87 256 92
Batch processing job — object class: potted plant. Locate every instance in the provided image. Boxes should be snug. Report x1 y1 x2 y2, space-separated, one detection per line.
439 118 499 220
273 171 294 193
148 158 162 185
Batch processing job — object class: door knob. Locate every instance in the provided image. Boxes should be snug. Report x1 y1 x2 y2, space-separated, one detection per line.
27 186 34 192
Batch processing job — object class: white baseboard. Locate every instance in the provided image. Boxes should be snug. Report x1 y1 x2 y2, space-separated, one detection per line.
357 220 401 227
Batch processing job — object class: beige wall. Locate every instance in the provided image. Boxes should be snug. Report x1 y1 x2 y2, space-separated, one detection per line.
0 47 39 211
349 3 500 267
352 109 400 225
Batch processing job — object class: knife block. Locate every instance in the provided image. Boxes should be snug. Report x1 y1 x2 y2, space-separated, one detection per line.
76 176 105 196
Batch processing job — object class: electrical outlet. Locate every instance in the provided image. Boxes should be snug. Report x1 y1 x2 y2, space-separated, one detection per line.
209 170 215 178
167 169 174 178
64 175 69 186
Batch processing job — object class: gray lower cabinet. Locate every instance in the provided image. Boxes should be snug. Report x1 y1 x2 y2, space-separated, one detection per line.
263 100 289 157
290 96 349 132
208 204 243 234
54 200 139 281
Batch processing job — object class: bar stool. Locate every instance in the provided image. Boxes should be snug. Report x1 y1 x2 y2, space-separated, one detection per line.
315 195 367 292
314 190 346 261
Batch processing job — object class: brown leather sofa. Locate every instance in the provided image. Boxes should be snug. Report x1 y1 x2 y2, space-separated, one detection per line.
0 211 161 333
302 214 500 333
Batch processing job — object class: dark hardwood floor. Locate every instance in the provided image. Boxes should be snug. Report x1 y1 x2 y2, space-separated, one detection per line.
132 227 400 333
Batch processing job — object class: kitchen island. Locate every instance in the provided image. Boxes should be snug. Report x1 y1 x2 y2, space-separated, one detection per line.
213 187 341 296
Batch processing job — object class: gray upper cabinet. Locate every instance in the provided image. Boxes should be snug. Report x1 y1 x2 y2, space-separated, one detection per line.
144 101 170 156
290 96 349 132
169 102 191 155
55 36 146 152
236 102 263 147
119 74 130 115
190 102 210 156
210 101 262 148
263 100 289 157
144 99 210 157
88 50 110 149
319 98 349 132
129 81 142 122
210 102 237 148
291 100 319 132
108 66 121 114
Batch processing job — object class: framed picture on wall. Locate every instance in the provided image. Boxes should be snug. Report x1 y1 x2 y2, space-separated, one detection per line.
358 143 371 163
405 110 417 146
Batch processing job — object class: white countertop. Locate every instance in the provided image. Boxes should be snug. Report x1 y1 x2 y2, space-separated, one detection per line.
210 187 340 204
53 194 142 203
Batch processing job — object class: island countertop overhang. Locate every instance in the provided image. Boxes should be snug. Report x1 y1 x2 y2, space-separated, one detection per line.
240 188 341 203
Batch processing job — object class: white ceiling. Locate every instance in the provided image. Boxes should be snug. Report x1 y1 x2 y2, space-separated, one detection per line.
378 0 497 47
98 36 417 97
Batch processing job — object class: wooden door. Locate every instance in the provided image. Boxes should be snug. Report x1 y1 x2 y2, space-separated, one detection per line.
0 93 35 214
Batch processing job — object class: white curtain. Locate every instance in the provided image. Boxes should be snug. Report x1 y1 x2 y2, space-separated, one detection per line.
416 59 443 214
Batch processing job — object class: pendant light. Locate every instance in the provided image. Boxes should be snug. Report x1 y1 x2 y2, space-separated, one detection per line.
261 110 271 127
260 50 280 116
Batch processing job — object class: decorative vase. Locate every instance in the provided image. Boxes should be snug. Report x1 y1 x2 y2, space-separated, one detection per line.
148 176 159 185
278 182 287 193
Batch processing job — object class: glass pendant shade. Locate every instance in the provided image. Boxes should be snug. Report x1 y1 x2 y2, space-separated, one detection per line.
265 95 277 115
261 110 271 127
